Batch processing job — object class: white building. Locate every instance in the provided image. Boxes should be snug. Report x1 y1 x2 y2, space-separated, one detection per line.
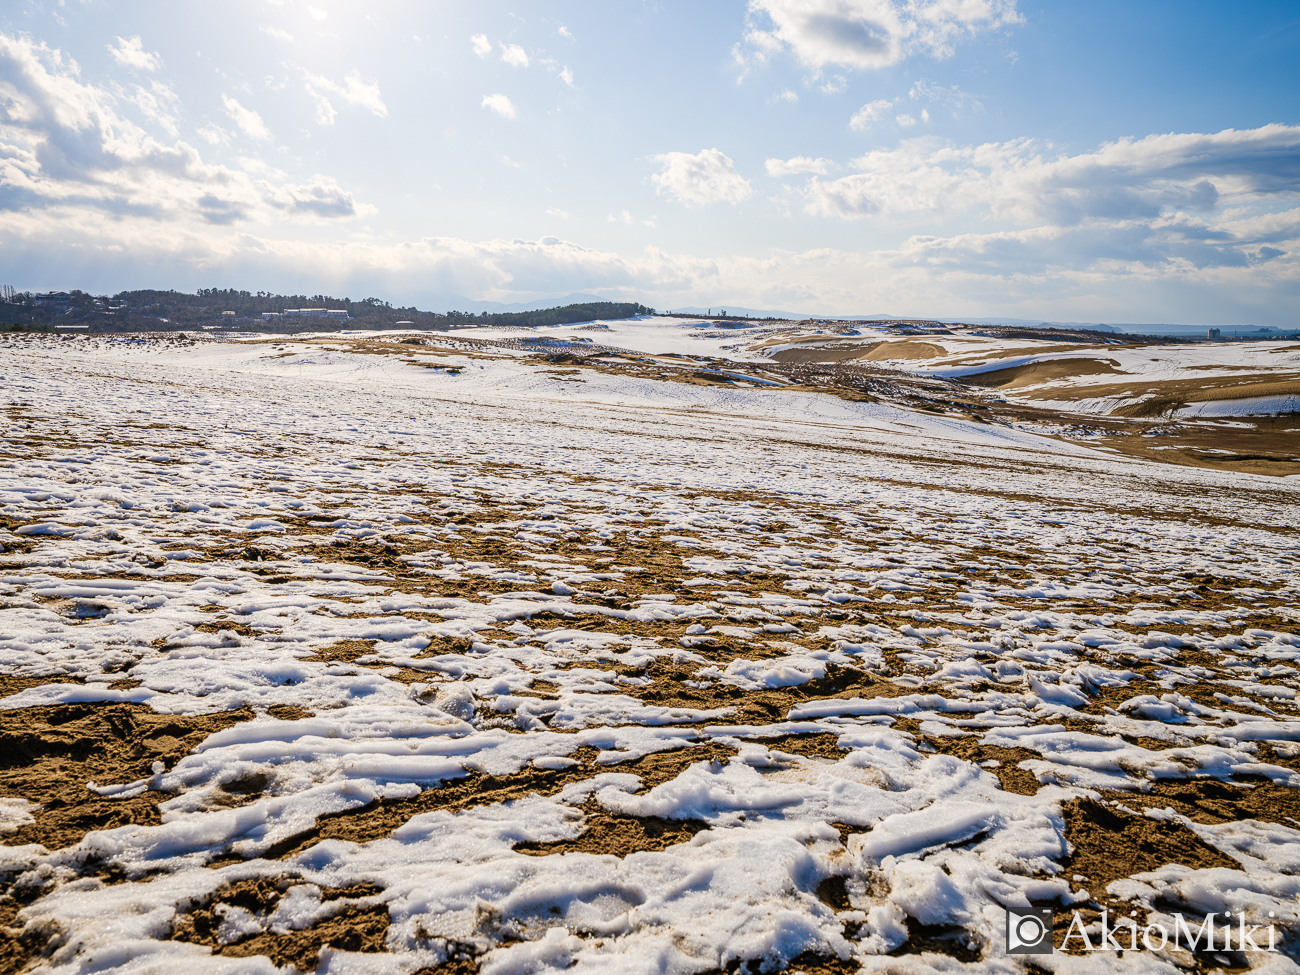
281 308 350 320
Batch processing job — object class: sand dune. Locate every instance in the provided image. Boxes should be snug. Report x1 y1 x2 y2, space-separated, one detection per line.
960 357 1124 389
2 325 1297 975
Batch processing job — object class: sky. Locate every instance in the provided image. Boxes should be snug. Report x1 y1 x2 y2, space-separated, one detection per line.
1 1 1299 324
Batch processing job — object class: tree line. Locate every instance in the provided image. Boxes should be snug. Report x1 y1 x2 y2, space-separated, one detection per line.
0 287 653 333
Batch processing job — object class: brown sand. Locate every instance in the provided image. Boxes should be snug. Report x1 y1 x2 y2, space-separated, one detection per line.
961 358 1124 389
0 702 253 851
172 877 389 970
1061 797 1241 909
514 804 710 856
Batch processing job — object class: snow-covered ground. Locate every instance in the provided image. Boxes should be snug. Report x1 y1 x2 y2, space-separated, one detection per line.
732 321 1300 418
456 316 789 361
2 331 1299 974
415 316 1300 419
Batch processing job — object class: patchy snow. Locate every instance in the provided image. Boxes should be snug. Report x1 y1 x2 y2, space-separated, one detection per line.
1174 394 1300 418
1 331 1298 973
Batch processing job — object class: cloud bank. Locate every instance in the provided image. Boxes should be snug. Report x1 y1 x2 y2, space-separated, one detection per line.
797 125 1300 276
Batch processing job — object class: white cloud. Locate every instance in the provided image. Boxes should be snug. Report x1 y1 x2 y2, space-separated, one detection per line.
607 209 657 227
222 94 271 139
502 154 520 168
773 88 799 103
896 112 917 127
129 80 181 136
766 156 833 176
558 26 575 40
909 78 982 116
742 0 1023 71
308 6 328 21
310 95 336 125
196 123 230 146
262 175 357 218
849 98 893 130
471 34 492 58
547 207 570 219
107 35 160 71
260 26 294 42
652 148 753 206
560 66 574 86
800 124 1300 279
0 32 359 229
193 124 227 144
482 93 517 119
302 70 388 125
500 43 530 68
3 226 650 304
820 74 847 94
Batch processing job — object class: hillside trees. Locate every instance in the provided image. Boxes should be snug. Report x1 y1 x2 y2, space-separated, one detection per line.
8 288 654 333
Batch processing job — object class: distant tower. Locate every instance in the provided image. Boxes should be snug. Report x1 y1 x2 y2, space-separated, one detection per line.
1208 328 1221 339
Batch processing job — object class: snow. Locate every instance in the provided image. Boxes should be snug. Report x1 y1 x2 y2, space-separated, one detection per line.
1 330 1298 973
1174 394 1300 418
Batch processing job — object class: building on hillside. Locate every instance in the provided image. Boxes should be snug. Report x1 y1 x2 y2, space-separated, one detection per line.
261 312 281 320
281 308 350 320
34 292 70 307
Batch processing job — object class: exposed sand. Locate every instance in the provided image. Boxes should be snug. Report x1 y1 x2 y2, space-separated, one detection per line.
960 357 1124 389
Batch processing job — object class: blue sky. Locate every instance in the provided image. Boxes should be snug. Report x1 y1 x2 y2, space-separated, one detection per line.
2 1 1298 323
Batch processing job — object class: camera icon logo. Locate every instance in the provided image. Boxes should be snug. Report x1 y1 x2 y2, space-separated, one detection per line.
1006 907 1053 954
